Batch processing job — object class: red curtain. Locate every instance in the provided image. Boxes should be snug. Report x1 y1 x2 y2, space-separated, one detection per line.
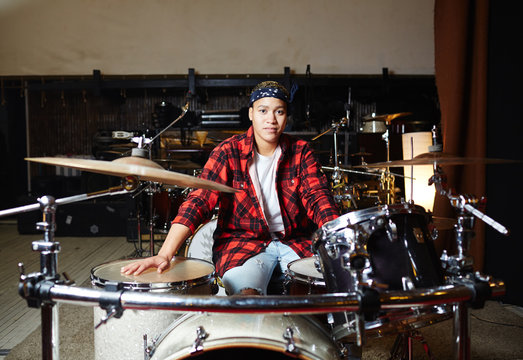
433 0 489 270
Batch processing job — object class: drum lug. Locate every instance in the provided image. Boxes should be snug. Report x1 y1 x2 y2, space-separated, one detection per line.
283 327 299 354
191 326 208 354
144 334 154 360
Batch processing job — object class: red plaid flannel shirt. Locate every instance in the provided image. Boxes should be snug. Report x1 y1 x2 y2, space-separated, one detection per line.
173 126 339 277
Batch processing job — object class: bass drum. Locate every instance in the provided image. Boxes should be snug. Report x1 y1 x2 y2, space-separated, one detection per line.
149 313 340 360
91 258 216 360
185 218 217 264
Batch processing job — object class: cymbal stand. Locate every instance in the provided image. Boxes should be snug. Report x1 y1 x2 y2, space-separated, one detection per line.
312 117 348 186
145 182 162 256
127 102 190 256
2 178 139 360
429 166 509 360
429 167 509 276
381 124 395 204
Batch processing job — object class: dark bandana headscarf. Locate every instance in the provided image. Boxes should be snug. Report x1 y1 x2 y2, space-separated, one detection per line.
249 81 290 107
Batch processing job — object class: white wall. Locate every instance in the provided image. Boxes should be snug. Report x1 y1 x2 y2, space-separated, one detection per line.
0 0 435 76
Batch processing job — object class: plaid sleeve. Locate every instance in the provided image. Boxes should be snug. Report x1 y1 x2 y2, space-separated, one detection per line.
172 144 231 233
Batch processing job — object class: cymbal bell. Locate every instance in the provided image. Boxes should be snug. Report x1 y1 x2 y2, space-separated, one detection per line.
25 156 236 193
362 112 412 124
355 152 519 168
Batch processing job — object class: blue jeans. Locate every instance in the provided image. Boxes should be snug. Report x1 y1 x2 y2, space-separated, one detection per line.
221 241 300 295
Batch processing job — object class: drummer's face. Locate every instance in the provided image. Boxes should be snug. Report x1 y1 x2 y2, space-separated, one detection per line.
249 97 287 153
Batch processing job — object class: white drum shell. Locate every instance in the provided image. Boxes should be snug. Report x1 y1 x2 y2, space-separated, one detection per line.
185 219 217 264
93 307 180 360
91 258 215 360
150 312 340 360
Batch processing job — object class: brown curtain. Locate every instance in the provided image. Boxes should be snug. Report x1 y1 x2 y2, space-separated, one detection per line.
433 0 489 270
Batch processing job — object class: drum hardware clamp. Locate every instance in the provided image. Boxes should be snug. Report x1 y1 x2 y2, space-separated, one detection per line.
429 167 509 276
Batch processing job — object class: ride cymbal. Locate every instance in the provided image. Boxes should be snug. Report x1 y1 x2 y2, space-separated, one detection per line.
25 156 236 193
362 112 412 124
355 152 519 168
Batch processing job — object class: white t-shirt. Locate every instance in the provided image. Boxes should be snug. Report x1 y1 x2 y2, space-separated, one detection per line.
251 146 285 235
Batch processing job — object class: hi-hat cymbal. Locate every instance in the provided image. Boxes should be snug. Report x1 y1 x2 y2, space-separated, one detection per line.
25 156 236 193
355 152 519 168
362 112 412 124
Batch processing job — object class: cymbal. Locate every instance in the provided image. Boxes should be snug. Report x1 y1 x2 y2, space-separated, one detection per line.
362 112 412 124
25 156 236 193
355 152 519 168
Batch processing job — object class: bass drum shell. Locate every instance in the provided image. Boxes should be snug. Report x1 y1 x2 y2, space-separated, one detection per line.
150 313 340 360
91 258 216 360
185 218 217 264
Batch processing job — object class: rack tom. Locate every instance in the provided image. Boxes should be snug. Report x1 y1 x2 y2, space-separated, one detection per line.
313 203 451 340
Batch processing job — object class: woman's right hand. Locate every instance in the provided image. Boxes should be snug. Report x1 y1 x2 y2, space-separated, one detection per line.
120 255 171 276
121 223 193 276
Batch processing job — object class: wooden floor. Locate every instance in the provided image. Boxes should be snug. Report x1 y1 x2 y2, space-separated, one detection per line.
0 218 136 357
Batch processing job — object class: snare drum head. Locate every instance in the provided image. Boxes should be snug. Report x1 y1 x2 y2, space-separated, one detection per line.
288 257 323 281
150 313 339 360
91 257 215 291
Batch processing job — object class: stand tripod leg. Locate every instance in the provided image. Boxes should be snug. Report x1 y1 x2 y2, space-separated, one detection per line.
389 330 434 360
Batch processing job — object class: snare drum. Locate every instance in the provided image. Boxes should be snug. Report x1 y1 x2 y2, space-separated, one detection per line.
91 258 215 360
285 257 325 295
149 313 340 360
313 202 451 340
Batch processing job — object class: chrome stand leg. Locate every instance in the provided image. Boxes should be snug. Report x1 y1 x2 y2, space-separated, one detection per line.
42 303 60 360
453 302 471 360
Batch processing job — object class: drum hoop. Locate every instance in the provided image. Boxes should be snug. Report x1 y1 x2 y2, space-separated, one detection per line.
321 203 427 235
90 258 215 292
151 313 334 359
287 258 325 287
287 271 325 287
345 203 426 225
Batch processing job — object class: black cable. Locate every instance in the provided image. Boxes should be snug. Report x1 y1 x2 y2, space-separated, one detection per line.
471 313 523 329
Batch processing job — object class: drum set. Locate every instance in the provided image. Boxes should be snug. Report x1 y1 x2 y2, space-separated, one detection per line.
0 112 512 360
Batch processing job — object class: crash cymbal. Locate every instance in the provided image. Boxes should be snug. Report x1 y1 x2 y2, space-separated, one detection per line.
355 152 519 168
25 156 236 193
362 112 412 124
